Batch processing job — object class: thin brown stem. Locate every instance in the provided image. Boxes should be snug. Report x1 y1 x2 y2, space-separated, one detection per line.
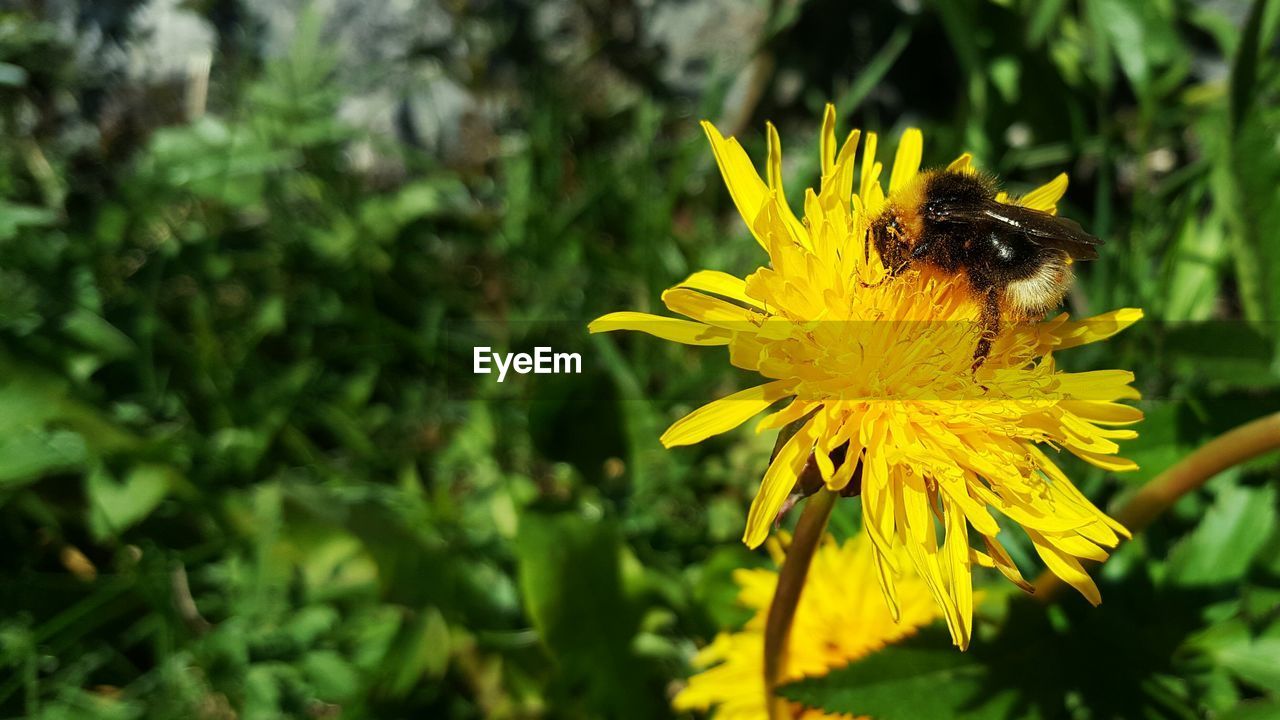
1034 410 1280 601
764 487 838 720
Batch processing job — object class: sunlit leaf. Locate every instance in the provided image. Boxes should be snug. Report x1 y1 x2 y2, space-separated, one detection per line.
1167 484 1277 586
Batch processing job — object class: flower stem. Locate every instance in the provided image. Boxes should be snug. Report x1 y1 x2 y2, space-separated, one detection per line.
764 486 838 720
1034 410 1280 600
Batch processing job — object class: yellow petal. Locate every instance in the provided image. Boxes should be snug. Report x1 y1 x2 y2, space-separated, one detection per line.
1038 531 1109 562
764 123 811 249
743 416 818 548
1050 308 1144 350
1074 449 1140 473
1030 445 1132 540
860 427 899 566
860 130 880 197
1018 173 1068 214
901 479 935 550
661 287 761 331
661 380 795 448
859 131 880 200
968 481 1093 533
832 129 862 208
765 122 783 190
755 398 815 433
871 546 902 621
701 121 770 251
983 535 1034 593
936 473 1000 536
826 418 864 492
943 499 973 649
947 153 975 174
829 450 859 490
820 103 837 176
1059 400 1144 426
728 333 767 371
676 270 765 309
888 128 923 196
588 312 732 346
1029 529 1102 606
1055 370 1141 402
811 411 836 482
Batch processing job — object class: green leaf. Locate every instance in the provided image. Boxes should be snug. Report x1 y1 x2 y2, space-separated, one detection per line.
281 604 339 647
1223 0 1280 330
0 427 87 487
374 606 451 699
690 544 763 630
515 510 660 719
60 308 137 360
137 117 295 208
1220 699 1280 720
1227 111 1280 331
1213 636 1280 693
302 649 360 702
1164 323 1278 388
0 200 57 242
778 628 1015 719
1164 214 1228 322
86 464 174 540
0 61 28 87
833 24 913 123
1166 483 1277 586
1114 399 1182 484
1026 0 1068 48
358 179 467 244
1089 0 1180 94
1229 0 1269 131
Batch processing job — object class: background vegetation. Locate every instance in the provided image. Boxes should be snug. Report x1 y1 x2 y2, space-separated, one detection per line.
1 0 1279 717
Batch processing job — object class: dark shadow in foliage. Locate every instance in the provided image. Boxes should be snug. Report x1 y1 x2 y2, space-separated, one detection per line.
970 576 1220 720
781 571 1224 719
528 370 627 487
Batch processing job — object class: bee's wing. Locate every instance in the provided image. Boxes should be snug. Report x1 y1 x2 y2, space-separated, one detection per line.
934 200 1102 260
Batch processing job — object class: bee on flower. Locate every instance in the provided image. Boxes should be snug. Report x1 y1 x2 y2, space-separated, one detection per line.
590 105 1143 649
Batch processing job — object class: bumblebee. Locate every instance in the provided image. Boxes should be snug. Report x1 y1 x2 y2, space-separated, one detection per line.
870 169 1100 364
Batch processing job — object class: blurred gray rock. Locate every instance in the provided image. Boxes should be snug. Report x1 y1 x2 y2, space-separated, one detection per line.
255 0 490 173
644 0 767 96
126 0 215 83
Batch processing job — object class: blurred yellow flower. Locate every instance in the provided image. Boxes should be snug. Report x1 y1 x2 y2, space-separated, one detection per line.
590 105 1142 648
673 532 937 719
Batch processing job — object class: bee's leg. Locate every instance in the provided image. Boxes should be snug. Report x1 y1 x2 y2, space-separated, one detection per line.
971 288 1001 372
869 213 911 278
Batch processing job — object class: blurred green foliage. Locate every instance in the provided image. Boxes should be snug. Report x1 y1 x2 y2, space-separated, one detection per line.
1 0 1280 718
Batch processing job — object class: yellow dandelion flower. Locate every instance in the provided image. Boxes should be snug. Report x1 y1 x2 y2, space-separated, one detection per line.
590 105 1142 649
673 532 937 720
